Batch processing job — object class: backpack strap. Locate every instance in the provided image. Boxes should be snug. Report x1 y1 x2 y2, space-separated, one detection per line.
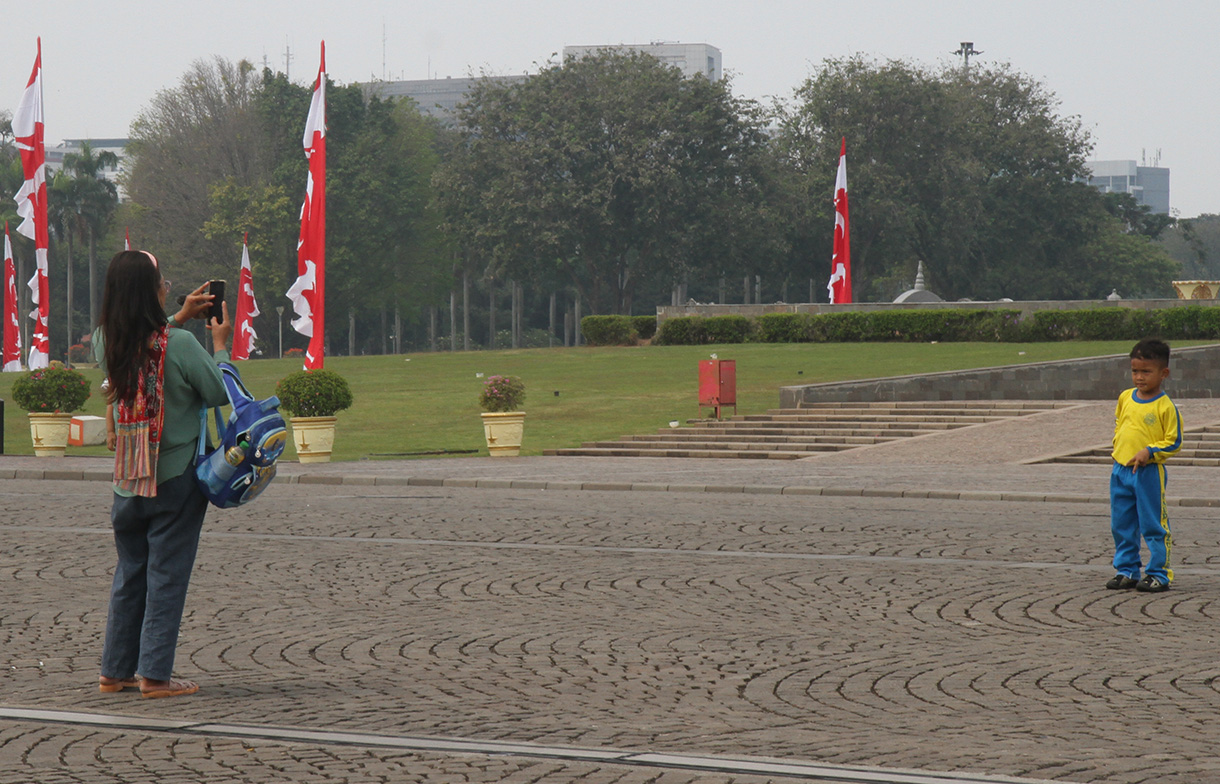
197 406 210 462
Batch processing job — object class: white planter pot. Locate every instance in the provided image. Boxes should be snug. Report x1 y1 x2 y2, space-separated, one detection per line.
289 415 338 463
481 411 525 457
28 412 74 457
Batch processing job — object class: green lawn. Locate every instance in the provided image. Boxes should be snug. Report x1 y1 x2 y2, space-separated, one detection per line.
0 341 1192 460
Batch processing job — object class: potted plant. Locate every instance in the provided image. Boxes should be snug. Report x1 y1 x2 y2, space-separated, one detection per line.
275 369 354 463
478 375 526 457
11 366 92 457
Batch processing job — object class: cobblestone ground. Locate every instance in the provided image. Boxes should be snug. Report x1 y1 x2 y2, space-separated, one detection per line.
4 478 1220 783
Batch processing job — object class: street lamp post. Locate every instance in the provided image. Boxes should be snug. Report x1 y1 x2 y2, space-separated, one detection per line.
276 305 284 358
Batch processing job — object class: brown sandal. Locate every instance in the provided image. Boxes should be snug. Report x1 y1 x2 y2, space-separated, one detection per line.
140 678 199 699
98 676 140 693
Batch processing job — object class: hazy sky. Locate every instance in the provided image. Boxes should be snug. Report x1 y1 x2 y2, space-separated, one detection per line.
7 0 1218 216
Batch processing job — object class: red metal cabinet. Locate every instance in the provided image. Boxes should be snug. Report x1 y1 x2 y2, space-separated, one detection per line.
698 359 736 419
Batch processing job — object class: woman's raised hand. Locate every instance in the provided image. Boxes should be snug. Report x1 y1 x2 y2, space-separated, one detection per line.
209 301 233 353
174 282 214 324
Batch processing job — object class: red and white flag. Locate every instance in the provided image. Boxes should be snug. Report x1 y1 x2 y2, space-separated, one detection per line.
124 227 130 250
232 234 260 361
3 224 23 372
827 137 852 305
13 39 49 368
286 41 326 370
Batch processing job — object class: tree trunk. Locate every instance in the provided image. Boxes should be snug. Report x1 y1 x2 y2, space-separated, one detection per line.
462 271 470 351
510 280 519 349
395 307 402 354
428 305 437 352
488 280 496 349
348 309 355 357
380 303 388 355
88 226 97 330
574 293 582 346
548 292 556 348
448 290 456 352
65 233 74 367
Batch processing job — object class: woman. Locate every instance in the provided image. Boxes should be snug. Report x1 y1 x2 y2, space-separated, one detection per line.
93 250 231 698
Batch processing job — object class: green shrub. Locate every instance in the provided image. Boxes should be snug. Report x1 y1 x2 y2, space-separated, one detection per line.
11 367 92 413
813 312 869 342
756 313 811 342
654 316 706 345
631 315 657 340
703 315 754 343
655 315 755 345
581 315 638 346
275 369 354 417
1155 306 1220 340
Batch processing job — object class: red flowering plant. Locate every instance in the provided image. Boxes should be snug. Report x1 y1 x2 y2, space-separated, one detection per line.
275 369 354 418
11 367 92 413
478 375 525 413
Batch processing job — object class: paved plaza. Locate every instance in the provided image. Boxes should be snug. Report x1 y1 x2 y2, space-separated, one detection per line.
3 452 1220 783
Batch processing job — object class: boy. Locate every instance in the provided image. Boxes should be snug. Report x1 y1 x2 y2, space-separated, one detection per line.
1106 339 1182 593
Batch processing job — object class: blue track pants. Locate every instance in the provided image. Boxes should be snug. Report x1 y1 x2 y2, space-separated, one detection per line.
1109 461 1173 583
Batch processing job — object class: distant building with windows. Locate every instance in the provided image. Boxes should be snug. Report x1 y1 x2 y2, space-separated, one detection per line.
1085 160 1170 215
362 75 528 120
562 42 722 82
45 138 129 202
362 42 722 122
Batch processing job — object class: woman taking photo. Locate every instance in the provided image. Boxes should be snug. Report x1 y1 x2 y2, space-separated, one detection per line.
93 249 231 698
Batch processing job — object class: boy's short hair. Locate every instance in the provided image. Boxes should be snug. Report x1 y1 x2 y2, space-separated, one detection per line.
1131 338 1171 367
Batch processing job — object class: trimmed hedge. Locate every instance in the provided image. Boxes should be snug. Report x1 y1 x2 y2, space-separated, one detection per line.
754 310 1023 343
581 315 638 346
654 306 1220 345
631 315 658 340
654 315 755 345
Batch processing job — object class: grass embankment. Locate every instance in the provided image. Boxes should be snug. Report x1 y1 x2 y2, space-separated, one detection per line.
0 341 1185 460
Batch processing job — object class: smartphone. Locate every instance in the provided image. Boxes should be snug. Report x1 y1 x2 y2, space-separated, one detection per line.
205 279 226 323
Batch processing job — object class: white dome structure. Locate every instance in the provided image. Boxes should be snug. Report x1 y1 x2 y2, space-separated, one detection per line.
893 261 944 303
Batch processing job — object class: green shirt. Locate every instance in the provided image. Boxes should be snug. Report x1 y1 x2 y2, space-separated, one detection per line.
93 325 230 492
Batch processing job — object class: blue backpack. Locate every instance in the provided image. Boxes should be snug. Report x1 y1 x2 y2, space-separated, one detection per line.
195 362 287 508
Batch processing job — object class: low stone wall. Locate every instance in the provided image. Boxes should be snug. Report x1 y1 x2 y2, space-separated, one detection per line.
779 343 1220 406
658 298 1213 325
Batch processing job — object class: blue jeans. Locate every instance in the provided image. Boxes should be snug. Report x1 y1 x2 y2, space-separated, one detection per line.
100 465 208 682
1110 461 1173 583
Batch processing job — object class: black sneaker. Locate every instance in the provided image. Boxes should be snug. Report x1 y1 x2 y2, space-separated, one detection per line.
1106 573 1139 590
1136 575 1170 593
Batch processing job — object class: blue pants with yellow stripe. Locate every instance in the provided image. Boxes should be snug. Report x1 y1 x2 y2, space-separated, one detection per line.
1110 461 1173 583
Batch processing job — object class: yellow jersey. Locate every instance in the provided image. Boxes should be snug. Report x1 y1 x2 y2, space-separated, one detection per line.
1111 388 1182 466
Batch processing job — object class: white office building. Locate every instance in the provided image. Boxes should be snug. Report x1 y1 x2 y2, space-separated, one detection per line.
1085 160 1170 215
363 75 528 120
45 138 129 202
562 42 722 82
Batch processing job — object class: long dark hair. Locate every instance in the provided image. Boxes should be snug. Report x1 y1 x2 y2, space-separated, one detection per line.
99 250 167 404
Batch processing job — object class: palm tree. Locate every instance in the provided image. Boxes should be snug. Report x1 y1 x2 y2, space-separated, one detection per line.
61 142 119 328
47 170 86 364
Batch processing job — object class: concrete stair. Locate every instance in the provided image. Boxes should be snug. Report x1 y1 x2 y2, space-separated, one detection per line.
545 401 1075 460
1045 425 1220 467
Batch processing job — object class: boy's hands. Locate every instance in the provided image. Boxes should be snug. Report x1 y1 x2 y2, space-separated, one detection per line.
1126 447 1152 471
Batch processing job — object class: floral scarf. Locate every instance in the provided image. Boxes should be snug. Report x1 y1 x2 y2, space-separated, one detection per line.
114 326 169 497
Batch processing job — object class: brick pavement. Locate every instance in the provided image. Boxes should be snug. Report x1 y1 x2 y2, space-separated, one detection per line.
4 475 1220 782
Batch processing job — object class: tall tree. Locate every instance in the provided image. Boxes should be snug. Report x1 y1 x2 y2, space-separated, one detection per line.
125 57 266 283
775 56 1171 301
61 141 119 326
435 50 779 314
